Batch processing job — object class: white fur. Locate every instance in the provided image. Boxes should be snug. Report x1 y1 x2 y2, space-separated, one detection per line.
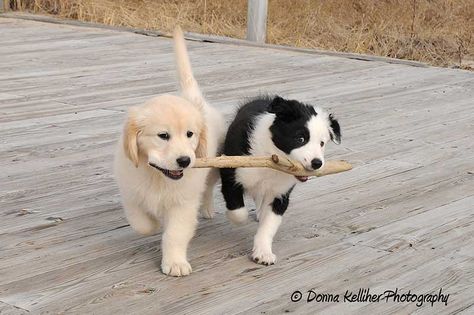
114 27 225 277
236 108 332 265
252 209 282 265
226 207 248 224
290 113 331 169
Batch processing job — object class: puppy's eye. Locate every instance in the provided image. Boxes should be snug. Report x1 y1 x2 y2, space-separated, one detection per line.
296 137 305 144
158 132 170 140
320 141 325 147
187 131 194 138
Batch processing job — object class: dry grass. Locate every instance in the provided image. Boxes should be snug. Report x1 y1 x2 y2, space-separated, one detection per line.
10 0 474 68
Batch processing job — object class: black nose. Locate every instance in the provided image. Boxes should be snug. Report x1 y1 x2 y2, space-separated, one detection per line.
311 158 323 170
176 156 191 168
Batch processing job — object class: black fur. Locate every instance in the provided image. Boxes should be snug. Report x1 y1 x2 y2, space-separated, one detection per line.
222 97 270 156
268 96 316 154
220 96 317 216
220 97 271 213
272 185 295 215
220 168 245 210
329 114 341 143
222 96 316 157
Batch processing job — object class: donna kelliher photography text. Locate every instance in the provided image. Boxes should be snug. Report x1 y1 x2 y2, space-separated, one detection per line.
290 288 449 307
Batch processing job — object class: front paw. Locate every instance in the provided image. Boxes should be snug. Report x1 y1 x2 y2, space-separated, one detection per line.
161 259 192 277
226 207 248 225
252 248 277 266
200 204 215 219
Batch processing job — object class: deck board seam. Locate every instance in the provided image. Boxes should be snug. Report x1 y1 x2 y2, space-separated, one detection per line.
0 12 431 68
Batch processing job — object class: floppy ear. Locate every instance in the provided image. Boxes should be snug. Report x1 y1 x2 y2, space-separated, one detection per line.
195 125 208 158
268 96 300 121
329 114 341 144
123 112 141 167
268 96 287 114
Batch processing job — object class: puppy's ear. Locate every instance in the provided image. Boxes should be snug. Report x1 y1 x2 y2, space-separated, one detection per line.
123 110 141 167
268 96 287 114
268 96 300 121
328 114 341 144
195 125 208 158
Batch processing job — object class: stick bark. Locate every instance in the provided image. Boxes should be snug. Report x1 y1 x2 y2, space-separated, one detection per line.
194 155 352 177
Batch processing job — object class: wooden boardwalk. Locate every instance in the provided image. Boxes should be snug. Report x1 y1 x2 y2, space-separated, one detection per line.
1 17 473 315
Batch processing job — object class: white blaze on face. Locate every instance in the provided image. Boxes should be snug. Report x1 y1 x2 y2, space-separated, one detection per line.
289 114 331 171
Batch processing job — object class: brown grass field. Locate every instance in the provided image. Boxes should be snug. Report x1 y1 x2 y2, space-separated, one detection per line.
9 0 474 68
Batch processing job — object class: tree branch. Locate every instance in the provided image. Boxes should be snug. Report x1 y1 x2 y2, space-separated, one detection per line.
194 155 352 177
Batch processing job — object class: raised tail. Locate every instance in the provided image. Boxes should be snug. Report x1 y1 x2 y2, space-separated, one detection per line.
173 26 206 109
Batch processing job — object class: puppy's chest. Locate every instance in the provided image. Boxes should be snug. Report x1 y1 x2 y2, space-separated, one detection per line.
235 168 296 197
138 169 207 214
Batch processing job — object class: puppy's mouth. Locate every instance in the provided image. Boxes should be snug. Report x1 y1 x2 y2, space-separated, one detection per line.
149 163 184 180
296 164 311 182
295 176 308 182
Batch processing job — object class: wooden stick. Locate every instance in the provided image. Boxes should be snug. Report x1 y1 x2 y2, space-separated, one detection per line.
194 155 352 177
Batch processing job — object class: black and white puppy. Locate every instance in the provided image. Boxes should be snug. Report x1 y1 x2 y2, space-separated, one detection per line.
220 96 341 265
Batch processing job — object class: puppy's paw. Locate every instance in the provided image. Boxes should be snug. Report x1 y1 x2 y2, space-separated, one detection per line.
226 207 248 225
200 204 215 219
161 260 192 277
252 248 277 266
254 209 261 222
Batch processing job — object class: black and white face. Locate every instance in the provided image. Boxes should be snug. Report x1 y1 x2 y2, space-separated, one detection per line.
268 97 341 172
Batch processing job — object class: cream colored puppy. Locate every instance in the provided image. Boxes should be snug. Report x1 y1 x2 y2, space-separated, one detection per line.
114 27 224 276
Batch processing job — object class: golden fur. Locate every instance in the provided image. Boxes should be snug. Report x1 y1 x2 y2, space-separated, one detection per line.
114 27 225 277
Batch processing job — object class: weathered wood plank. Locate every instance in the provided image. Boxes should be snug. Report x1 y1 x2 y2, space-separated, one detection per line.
0 17 473 314
0 301 29 315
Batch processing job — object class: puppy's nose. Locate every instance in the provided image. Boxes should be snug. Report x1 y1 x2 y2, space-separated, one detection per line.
176 156 191 168
311 158 323 170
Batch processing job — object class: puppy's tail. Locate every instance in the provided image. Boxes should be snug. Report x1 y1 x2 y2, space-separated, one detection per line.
173 26 206 110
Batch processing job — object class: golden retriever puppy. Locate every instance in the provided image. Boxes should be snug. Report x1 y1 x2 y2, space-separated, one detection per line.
114 27 224 276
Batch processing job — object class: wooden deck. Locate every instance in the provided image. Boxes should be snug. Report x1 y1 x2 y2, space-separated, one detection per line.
1 17 473 315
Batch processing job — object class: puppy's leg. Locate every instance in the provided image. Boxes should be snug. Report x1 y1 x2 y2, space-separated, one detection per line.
201 168 219 219
124 205 160 236
252 189 292 265
252 209 281 265
221 168 248 224
253 193 265 222
161 206 198 277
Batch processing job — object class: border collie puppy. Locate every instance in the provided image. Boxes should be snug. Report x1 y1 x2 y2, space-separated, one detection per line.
220 96 341 265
